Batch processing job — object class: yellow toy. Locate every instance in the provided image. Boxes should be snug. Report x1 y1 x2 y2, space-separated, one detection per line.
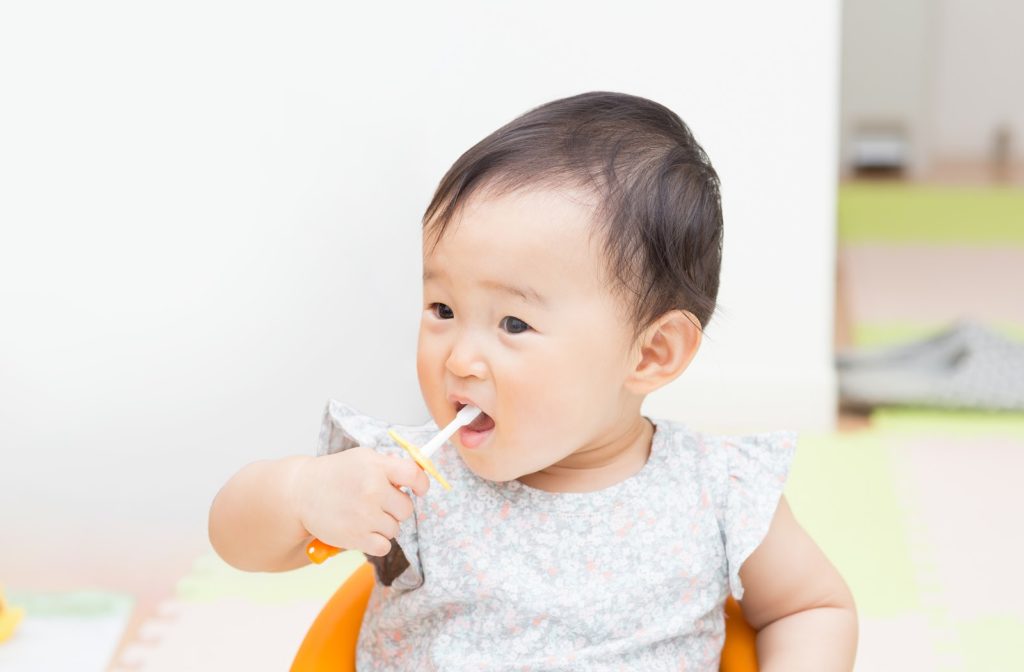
291 560 760 671
0 585 25 643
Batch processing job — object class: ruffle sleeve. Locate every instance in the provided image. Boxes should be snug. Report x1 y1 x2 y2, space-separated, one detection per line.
314 399 429 591
704 429 797 600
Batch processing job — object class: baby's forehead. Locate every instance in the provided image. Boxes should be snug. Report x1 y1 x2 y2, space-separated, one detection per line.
424 191 613 287
424 186 605 257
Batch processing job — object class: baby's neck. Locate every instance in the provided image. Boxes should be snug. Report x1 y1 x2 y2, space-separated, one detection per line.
516 415 655 494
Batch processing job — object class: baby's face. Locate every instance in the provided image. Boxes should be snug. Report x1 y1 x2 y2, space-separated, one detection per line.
417 186 643 483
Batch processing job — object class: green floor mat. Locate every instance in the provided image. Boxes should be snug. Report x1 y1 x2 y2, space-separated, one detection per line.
839 183 1024 245
785 431 921 618
176 548 364 603
852 322 1024 348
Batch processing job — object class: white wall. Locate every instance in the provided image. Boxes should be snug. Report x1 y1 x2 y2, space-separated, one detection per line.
839 0 933 176
0 1 838 562
929 0 1024 162
840 0 1024 174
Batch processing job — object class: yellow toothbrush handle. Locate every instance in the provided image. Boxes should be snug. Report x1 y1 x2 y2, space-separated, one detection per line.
387 429 452 491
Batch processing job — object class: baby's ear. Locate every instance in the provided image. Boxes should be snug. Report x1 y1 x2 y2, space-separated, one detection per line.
624 310 702 395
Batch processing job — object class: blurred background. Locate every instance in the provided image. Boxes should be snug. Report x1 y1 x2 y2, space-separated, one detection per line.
0 1 1020 670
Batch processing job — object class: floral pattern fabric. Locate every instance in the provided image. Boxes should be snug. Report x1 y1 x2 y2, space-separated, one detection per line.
316 400 796 671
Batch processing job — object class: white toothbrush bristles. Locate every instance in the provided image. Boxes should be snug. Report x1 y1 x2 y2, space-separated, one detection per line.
420 405 482 459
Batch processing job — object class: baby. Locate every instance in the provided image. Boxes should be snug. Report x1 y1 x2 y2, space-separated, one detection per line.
209 91 857 670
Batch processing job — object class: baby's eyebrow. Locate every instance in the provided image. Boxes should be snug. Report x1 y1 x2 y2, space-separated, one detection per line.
480 278 549 307
423 269 548 307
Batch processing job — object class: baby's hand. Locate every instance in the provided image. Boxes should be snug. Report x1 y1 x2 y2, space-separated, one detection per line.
293 447 429 558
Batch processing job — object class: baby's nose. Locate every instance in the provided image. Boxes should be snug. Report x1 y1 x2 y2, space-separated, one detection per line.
444 336 488 379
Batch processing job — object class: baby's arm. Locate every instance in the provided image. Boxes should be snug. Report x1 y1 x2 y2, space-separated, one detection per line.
737 496 858 671
208 456 318 572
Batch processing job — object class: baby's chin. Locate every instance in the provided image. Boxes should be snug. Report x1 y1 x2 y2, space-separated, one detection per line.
456 446 525 483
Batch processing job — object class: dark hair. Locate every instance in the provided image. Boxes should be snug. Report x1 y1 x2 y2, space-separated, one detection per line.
422 91 724 342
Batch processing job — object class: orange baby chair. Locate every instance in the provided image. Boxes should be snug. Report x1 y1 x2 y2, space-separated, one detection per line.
291 560 759 672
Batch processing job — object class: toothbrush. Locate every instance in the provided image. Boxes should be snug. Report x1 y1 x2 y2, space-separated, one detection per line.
306 405 483 564
406 403 482 461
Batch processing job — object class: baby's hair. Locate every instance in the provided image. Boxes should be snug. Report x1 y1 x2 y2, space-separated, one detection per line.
423 91 724 342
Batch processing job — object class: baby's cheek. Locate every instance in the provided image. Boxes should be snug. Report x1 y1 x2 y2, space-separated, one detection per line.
417 381 449 430
517 375 564 424
415 342 445 385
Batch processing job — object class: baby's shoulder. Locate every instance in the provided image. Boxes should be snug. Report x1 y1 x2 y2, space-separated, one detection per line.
653 418 798 494
658 418 797 460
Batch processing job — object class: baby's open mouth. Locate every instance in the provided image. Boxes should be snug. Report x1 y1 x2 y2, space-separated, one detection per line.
466 411 495 432
456 402 496 432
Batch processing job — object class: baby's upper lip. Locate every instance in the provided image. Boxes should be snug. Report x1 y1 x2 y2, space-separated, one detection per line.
447 393 488 417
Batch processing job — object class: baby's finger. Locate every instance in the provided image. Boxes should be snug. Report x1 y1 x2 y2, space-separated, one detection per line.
383 455 426 493
363 532 393 558
381 488 415 523
373 511 401 541
408 468 430 497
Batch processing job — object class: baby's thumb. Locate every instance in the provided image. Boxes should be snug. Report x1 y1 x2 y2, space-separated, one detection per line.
384 456 430 496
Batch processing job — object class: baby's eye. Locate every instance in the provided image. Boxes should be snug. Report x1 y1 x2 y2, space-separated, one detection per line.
429 303 454 319
500 315 531 335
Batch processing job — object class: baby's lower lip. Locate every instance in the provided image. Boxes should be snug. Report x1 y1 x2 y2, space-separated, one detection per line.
458 425 494 450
